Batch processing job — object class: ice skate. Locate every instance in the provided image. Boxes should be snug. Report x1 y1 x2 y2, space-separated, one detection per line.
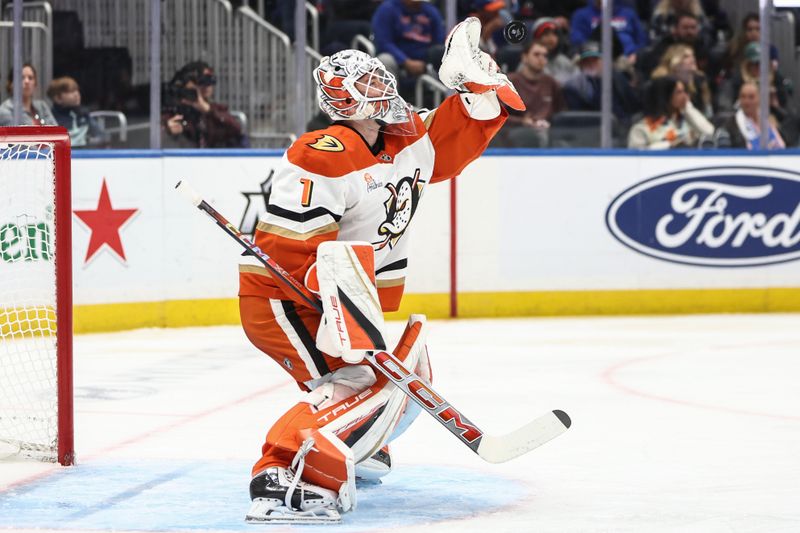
355 445 392 484
245 465 341 524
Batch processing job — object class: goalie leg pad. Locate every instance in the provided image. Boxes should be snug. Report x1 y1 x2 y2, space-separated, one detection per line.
316 241 387 362
251 316 430 508
354 445 392 481
297 429 357 512
385 314 433 443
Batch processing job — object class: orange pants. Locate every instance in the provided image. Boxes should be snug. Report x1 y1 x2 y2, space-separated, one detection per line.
240 295 428 496
240 295 349 387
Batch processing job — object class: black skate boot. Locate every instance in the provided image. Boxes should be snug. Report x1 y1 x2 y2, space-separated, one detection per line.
246 466 340 523
355 445 392 484
245 440 341 524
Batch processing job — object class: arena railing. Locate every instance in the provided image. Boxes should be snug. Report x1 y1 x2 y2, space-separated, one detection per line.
0 20 49 96
415 73 449 109
54 0 235 102
306 46 323 123
54 0 150 86
351 34 376 57
305 1 319 52
89 110 128 143
1 1 52 90
233 6 293 148
161 0 233 103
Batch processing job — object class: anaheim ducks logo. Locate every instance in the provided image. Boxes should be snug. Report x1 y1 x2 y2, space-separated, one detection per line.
307 134 344 152
373 168 424 250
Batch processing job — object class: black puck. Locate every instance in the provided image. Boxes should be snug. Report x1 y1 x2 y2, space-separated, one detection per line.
503 20 527 44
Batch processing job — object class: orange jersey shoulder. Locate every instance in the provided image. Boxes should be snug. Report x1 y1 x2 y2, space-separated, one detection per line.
288 124 375 177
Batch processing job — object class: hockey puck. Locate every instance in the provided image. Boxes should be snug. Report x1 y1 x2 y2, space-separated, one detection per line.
503 21 527 44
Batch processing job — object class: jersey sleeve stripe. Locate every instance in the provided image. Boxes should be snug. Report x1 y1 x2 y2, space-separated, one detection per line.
375 259 408 275
239 264 272 277
268 204 343 223
257 221 340 241
422 109 436 129
376 277 405 288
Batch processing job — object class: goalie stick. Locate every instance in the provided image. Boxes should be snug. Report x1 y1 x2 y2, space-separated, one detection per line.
176 180 571 463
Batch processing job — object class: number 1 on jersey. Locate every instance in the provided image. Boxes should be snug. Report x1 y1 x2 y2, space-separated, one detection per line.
299 177 314 207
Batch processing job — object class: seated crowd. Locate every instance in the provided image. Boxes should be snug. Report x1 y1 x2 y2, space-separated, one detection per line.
2 0 798 150
292 0 800 149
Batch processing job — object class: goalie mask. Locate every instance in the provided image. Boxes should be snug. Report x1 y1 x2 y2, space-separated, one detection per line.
314 50 416 135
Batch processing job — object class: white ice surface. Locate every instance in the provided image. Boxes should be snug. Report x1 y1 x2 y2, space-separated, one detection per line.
1 314 799 532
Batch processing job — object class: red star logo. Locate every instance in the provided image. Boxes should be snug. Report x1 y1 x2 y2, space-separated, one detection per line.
73 178 138 263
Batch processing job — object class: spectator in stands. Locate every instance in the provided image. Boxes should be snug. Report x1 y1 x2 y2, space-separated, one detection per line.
371 0 445 87
722 81 785 149
0 63 56 127
563 41 640 122
637 12 710 82
532 17 577 85
500 40 565 147
725 13 779 74
470 0 506 57
700 0 732 44
650 44 712 117
570 0 648 68
716 42 791 121
649 0 709 42
515 0 586 30
319 0 381 55
47 77 107 148
162 61 246 149
628 76 714 149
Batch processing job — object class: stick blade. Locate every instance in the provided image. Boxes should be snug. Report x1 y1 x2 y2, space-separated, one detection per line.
477 409 571 464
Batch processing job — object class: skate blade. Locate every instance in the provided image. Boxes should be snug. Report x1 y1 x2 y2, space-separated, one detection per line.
245 500 341 524
355 477 383 487
245 512 341 525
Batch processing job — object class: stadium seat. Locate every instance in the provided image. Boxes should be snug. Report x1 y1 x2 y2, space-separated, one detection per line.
549 111 604 148
89 110 128 144
496 45 524 73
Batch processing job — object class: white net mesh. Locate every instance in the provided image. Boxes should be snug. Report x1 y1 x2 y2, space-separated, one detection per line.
0 141 59 462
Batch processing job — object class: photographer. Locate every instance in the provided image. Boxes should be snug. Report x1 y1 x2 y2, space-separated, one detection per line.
162 61 246 148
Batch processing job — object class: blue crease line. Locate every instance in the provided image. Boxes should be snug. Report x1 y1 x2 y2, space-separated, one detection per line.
63 464 198 522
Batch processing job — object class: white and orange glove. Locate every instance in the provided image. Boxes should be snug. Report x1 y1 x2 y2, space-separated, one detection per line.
438 17 525 112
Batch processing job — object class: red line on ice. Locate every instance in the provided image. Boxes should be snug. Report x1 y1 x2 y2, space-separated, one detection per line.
601 351 800 422
0 381 289 493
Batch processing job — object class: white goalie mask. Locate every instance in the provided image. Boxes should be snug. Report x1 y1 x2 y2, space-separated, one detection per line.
314 50 416 135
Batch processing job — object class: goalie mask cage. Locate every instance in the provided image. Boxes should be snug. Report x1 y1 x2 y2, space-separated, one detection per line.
0 126 73 465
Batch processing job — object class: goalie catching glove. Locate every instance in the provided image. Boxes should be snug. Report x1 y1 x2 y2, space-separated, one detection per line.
310 242 387 364
438 17 525 111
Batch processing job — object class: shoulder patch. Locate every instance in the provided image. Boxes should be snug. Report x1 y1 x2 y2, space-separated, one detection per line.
307 134 344 152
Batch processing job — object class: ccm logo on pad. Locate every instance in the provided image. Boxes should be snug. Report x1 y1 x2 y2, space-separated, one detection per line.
605 166 800 267
373 351 483 443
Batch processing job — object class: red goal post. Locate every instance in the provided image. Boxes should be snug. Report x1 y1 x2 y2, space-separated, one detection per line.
0 126 73 465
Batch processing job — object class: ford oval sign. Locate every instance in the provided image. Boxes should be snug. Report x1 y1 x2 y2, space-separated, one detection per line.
606 166 800 267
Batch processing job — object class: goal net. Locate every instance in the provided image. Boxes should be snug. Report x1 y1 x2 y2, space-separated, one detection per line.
0 127 73 465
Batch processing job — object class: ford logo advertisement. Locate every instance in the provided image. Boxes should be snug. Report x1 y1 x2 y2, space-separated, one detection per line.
606 166 800 267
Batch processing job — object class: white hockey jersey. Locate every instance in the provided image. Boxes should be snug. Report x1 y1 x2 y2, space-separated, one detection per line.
239 93 507 311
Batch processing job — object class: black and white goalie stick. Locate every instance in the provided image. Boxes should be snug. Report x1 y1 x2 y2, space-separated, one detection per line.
176 181 571 463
